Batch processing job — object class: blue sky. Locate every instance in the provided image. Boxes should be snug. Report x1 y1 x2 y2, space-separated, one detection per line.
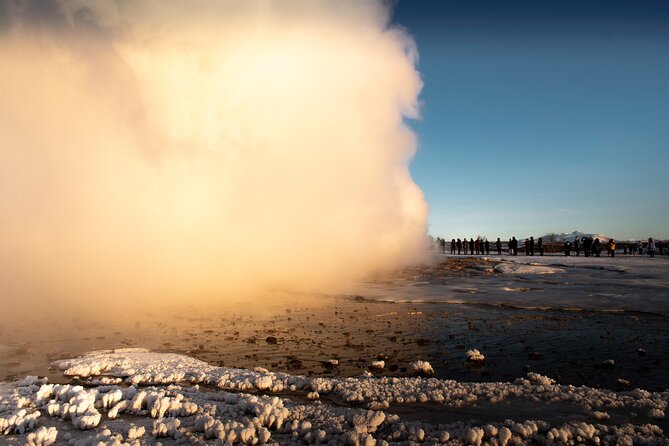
393 0 669 240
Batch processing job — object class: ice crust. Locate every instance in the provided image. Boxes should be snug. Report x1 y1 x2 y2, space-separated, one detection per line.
2 349 667 445
466 350 486 363
493 264 564 275
370 361 385 370
411 361 435 376
359 255 669 315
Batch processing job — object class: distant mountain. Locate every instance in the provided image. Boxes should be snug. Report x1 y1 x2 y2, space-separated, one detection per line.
536 231 613 243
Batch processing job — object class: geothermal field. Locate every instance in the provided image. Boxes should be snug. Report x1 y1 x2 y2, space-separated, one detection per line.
2 254 669 445
2 0 668 445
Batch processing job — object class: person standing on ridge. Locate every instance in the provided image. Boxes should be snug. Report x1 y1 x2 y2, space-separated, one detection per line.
511 237 518 256
582 237 590 257
463 238 468 255
484 239 490 255
470 238 475 255
529 236 535 256
538 237 544 256
574 237 581 256
648 237 656 258
593 238 601 257
456 238 462 255
496 238 502 255
450 239 456 255
607 239 616 257
564 240 572 256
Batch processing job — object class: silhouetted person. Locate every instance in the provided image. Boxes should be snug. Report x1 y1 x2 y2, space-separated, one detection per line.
508 238 513 255
437 237 446 254
474 238 480 255
537 237 544 256
607 239 616 257
564 240 571 256
463 238 468 255
484 239 490 255
511 237 518 256
574 238 580 256
582 237 590 257
450 239 456 255
470 238 475 255
529 236 535 256
648 237 656 258
496 238 502 255
524 238 529 255
593 238 601 257
456 238 462 254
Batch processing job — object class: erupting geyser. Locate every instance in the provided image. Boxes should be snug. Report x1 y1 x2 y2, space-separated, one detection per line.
0 0 428 311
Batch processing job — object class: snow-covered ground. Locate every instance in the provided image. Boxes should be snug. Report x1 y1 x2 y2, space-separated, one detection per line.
1 349 667 445
355 255 669 315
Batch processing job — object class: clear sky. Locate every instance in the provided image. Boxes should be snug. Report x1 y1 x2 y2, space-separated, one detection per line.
393 0 669 241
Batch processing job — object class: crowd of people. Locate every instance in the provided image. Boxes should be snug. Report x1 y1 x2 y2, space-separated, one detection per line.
435 236 664 258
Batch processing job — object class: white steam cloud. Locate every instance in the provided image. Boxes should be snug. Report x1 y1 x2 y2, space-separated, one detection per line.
0 0 428 311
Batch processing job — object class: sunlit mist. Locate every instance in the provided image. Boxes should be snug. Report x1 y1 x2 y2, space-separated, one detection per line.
0 0 428 313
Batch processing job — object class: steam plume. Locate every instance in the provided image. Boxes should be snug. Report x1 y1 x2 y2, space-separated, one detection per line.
0 0 428 311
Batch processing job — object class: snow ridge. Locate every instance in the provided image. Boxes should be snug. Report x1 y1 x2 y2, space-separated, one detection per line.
0 349 667 445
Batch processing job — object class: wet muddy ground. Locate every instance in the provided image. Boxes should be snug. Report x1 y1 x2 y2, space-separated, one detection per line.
2 295 668 392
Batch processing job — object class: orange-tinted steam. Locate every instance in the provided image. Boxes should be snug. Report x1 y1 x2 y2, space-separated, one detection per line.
0 0 428 313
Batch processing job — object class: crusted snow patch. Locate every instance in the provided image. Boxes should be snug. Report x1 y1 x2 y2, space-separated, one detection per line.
152 417 181 438
411 360 434 375
466 349 486 362
648 408 665 419
526 372 556 386
41 384 102 430
370 360 385 370
0 350 662 445
16 376 47 388
54 349 213 382
594 411 611 420
125 423 145 440
494 263 564 275
68 428 130 446
25 426 58 446
0 408 41 434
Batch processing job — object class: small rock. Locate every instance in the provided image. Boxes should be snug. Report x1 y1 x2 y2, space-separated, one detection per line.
601 359 615 367
617 378 631 389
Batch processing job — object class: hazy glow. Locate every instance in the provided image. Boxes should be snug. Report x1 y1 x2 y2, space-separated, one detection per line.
0 0 428 312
